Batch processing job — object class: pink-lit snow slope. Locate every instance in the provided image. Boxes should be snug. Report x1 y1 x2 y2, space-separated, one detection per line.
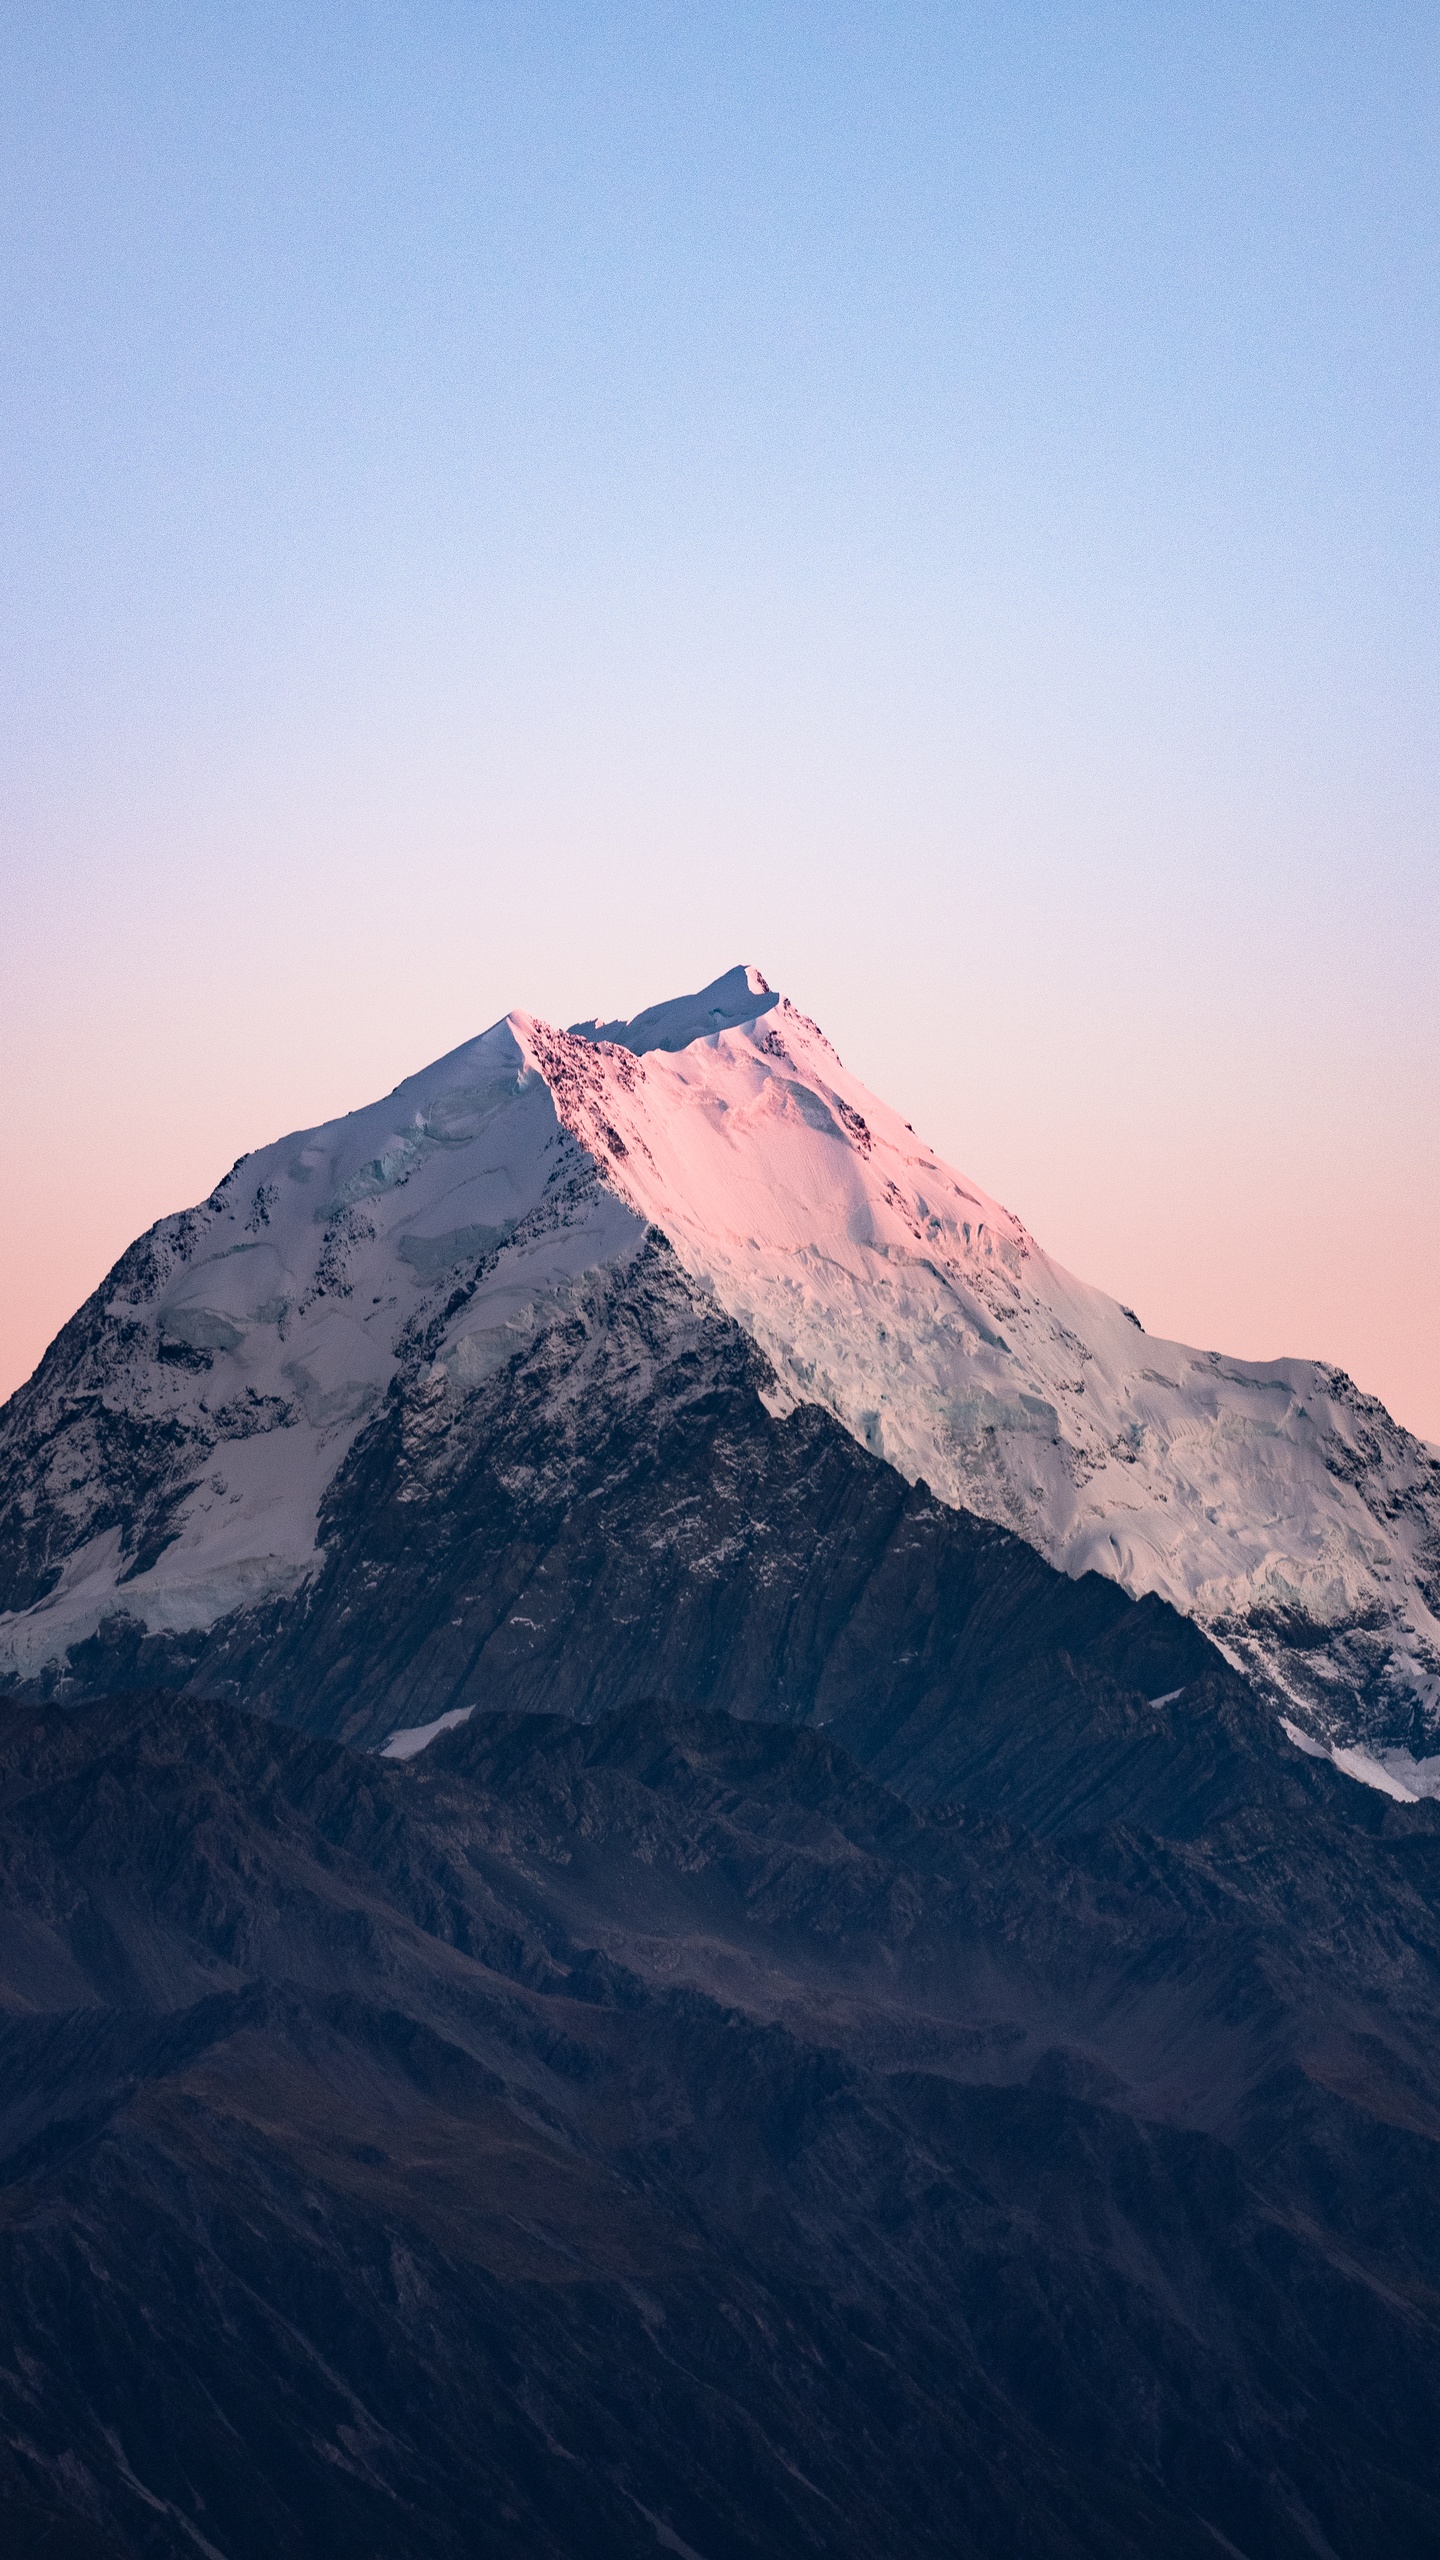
535 966 1440 1753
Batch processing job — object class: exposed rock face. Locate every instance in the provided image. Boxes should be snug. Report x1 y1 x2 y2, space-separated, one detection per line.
1 1685 1438 2559
11 1234 1236 1829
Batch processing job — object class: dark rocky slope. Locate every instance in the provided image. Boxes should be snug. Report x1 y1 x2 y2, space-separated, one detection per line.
1 1686 1438 2558
22 1243 1250 1835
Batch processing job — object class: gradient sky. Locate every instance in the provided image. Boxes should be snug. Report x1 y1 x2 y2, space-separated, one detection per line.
2 3 1438 1438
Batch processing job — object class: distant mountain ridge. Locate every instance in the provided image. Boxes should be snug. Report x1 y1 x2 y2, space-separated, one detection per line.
1 1681 1438 2557
2 964 1436 1782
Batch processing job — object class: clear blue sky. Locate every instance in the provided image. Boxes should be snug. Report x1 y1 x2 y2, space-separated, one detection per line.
2 2 1438 1434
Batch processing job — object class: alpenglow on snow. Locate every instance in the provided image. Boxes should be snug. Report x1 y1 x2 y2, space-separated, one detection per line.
1 964 1437 1787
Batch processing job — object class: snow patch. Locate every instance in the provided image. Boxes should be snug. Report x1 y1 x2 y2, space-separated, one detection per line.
1279 1717 1331 1761
1329 1745 1420 1803
1281 1716 1440 1803
380 1706 476 1760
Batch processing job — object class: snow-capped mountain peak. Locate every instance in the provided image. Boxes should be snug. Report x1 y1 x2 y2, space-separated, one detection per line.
2 965 1437 1782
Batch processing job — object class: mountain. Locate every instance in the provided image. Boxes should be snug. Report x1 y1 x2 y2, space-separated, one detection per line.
2 965 1436 1784
2 1684 1439 2559
5 967 1440 2558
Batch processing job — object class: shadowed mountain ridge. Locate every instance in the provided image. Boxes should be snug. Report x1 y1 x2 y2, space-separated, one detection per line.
1 1684 1438 2558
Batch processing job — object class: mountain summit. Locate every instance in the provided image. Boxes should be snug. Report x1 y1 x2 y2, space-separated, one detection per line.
2 966 1436 1780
